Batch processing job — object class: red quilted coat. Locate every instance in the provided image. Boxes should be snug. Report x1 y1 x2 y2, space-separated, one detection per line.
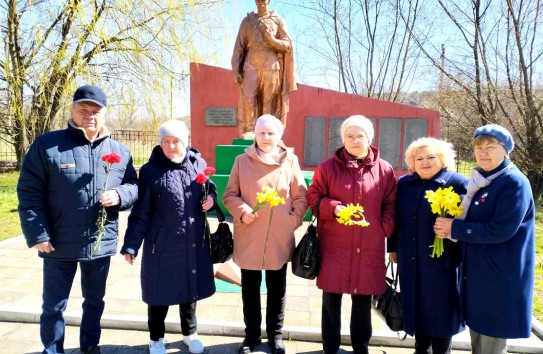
307 146 397 295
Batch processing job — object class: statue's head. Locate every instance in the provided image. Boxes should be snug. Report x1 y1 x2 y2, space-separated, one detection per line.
255 0 271 10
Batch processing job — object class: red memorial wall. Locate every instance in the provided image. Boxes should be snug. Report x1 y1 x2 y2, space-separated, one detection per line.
190 62 440 175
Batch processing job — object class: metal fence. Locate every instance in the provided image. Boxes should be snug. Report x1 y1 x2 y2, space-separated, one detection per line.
0 134 15 162
110 130 156 166
455 160 475 177
455 147 477 177
0 130 157 169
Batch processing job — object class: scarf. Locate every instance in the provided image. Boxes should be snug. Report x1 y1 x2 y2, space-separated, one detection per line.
68 119 110 142
256 146 285 164
456 162 513 220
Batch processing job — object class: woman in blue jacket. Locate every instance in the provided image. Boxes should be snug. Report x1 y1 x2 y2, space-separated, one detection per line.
389 137 467 354
121 120 216 354
435 124 535 354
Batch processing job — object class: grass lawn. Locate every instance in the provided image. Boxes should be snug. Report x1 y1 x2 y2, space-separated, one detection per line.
0 171 21 241
534 207 543 321
1 170 542 322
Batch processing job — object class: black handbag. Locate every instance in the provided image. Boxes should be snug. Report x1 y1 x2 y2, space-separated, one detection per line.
292 199 322 280
209 204 233 264
291 199 322 279
372 262 403 332
291 218 320 279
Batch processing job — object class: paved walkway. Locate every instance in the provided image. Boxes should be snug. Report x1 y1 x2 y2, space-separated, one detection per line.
0 211 542 353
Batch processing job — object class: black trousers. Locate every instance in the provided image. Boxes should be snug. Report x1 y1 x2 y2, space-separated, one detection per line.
241 263 287 342
148 302 197 341
415 333 452 354
322 292 372 354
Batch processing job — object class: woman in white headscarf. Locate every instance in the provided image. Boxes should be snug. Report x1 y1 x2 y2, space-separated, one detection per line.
306 115 397 354
222 114 308 354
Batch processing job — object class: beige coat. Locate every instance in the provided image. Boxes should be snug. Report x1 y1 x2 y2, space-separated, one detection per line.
222 143 308 270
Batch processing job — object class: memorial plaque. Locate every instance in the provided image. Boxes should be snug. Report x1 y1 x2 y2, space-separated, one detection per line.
402 118 428 169
367 117 377 138
304 117 326 166
327 117 348 157
205 107 238 126
378 118 402 168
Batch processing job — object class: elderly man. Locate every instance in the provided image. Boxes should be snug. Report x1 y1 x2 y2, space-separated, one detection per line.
231 0 297 139
17 85 138 354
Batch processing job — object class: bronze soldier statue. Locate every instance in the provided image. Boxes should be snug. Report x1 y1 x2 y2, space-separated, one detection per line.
231 0 297 139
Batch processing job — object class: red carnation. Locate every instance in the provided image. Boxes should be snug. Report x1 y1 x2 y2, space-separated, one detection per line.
93 152 122 256
203 166 216 176
196 173 209 185
102 153 122 165
197 169 214 246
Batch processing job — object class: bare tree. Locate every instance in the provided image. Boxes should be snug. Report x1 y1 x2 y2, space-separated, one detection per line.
1 0 222 166
406 0 543 199
290 0 425 101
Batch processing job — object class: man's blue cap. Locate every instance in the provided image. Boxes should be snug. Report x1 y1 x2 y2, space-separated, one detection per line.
473 124 514 154
73 85 107 107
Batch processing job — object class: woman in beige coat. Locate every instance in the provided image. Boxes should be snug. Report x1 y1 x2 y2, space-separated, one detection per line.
223 114 308 354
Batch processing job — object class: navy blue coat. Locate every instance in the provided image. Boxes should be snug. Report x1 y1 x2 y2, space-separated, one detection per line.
17 123 138 260
389 169 467 337
121 146 216 306
451 161 535 338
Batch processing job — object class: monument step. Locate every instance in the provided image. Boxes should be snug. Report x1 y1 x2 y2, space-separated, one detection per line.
210 174 229 216
215 145 248 175
232 138 253 146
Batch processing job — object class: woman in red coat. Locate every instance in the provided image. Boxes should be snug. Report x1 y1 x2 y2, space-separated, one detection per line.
307 115 397 354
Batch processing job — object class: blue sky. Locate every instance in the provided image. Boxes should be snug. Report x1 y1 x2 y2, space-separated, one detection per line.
175 1 309 116
211 1 306 69
176 0 491 117
176 0 434 117
197 0 442 92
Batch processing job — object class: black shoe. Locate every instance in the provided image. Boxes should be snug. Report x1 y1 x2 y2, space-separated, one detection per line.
268 339 286 354
80 346 101 354
238 338 261 354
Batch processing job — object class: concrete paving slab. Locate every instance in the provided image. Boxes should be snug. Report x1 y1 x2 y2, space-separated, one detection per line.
0 211 542 353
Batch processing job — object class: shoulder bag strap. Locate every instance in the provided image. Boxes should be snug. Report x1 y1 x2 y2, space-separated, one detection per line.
391 262 399 291
215 202 226 223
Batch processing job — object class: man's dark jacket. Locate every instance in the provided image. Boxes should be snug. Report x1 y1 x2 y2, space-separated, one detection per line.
17 123 138 260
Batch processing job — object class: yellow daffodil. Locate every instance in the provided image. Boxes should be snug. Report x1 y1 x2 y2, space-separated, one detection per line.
336 203 370 227
424 187 464 258
252 185 285 212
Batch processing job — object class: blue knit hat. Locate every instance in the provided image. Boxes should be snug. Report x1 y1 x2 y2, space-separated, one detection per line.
473 124 514 154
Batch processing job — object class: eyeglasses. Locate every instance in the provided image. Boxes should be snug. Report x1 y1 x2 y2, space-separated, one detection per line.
345 135 368 142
